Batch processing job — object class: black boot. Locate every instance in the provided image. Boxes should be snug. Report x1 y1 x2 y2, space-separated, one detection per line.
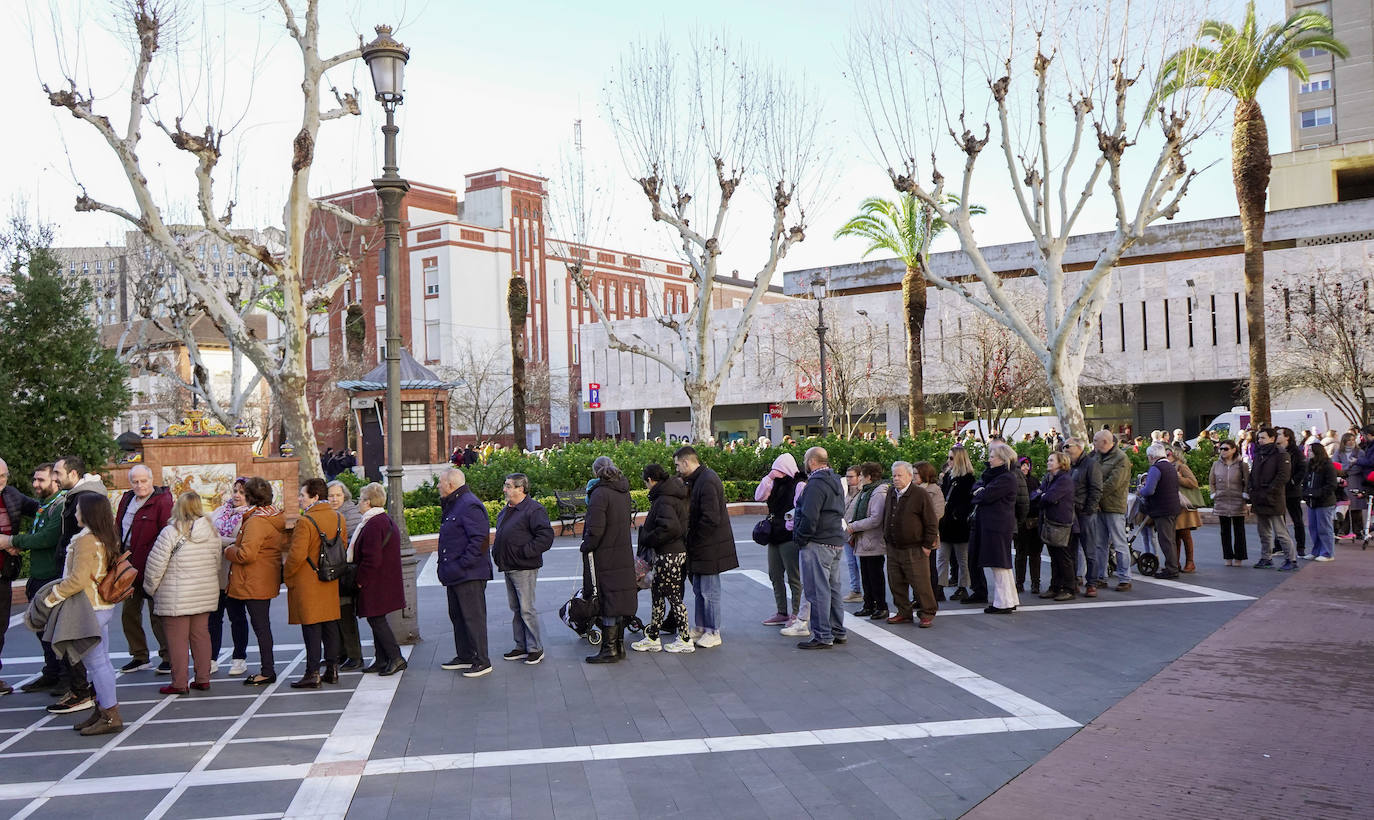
614 618 627 659
586 621 620 664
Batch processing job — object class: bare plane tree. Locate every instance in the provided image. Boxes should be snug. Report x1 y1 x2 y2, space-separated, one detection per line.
113 232 271 431
578 34 821 442
848 2 1225 438
40 0 378 480
763 304 905 439
1269 268 1374 427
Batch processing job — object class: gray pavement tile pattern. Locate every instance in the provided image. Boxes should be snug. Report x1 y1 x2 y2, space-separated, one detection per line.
0 516 1294 818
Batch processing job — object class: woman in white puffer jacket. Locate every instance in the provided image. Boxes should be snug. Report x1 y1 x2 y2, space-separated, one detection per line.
144 492 223 695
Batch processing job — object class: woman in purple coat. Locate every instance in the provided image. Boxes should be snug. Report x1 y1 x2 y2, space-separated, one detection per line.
352 483 407 675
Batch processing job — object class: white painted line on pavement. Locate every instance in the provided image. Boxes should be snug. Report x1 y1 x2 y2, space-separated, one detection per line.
282 645 413 819
360 713 1077 777
736 569 1078 724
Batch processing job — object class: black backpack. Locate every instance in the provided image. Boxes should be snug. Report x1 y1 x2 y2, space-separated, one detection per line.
302 512 347 583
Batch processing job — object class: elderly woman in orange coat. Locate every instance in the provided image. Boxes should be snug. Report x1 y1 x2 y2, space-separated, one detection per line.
223 477 286 687
285 478 344 689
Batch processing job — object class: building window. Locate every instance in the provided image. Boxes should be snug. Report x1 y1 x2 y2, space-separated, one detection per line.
374 305 386 356
1299 46 1326 59
732 298 744 309
401 402 426 432
1300 107 1333 128
425 320 440 361
376 274 386 302
1210 294 1218 346
1163 300 1171 348
1233 292 1242 344
1300 72 1331 94
424 268 439 297
309 313 329 371
1140 301 1148 351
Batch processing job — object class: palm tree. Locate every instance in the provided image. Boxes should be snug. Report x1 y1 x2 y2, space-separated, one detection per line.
508 272 528 451
834 193 983 434
1155 1 1347 427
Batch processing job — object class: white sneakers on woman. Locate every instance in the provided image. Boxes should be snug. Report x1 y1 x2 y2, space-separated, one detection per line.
780 618 810 637
228 659 248 676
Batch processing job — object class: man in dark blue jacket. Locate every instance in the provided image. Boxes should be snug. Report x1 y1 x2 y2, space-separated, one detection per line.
436 468 494 677
1137 443 1182 579
492 473 554 665
792 447 848 649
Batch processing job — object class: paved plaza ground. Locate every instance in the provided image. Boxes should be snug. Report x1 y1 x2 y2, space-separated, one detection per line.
0 515 1356 819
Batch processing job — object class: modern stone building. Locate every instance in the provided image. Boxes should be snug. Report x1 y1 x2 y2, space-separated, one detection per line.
578 198 1374 441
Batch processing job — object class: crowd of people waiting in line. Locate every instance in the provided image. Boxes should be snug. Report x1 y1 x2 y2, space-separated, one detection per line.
0 456 406 735
2 420 1368 713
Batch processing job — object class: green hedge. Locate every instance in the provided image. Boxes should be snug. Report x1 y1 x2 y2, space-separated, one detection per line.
446 433 969 502
404 490 657 536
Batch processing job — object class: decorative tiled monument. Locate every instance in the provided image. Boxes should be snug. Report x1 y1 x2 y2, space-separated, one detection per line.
108 410 303 518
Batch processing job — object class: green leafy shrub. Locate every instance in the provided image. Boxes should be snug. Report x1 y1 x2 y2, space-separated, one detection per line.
333 471 366 499
403 506 441 536
403 477 442 508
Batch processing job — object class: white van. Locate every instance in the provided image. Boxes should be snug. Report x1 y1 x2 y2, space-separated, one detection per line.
966 416 1063 441
1186 406 1328 448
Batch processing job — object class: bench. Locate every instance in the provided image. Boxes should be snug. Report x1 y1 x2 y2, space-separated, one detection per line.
553 490 587 535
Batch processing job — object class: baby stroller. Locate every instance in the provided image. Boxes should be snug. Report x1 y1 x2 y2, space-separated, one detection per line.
1113 486 1160 577
558 553 645 646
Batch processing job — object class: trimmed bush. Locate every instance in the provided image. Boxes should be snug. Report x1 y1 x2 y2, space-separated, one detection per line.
403 506 441 536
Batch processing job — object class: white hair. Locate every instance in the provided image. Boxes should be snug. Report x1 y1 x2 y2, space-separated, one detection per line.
441 467 466 488
988 443 1018 466
359 482 387 508
128 464 153 480
1146 442 1170 461
891 460 913 475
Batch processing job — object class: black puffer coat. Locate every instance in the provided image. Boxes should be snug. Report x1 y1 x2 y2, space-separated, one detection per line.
683 465 739 575
970 465 1018 570
580 477 638 618
939 472 976 543
638 476 689 557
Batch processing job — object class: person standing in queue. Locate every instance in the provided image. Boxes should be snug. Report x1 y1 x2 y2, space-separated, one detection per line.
285 479 343 689
436 468 494 678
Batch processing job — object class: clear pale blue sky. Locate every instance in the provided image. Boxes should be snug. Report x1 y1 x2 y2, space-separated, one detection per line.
7 0 1288 276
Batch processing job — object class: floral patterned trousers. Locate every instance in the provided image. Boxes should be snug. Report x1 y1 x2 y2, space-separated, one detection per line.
645 552 688 641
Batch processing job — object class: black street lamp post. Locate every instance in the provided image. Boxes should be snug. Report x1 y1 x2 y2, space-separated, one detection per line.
362 24 418 642
811 271 829 437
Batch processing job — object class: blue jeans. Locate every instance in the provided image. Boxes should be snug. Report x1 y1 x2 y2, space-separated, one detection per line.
842 543 861 595
690 573 721 633
1094 512 1130 582
1307 506 1336 559
505 569 541 652
799 542 846 644
1077 513 1100 584
86 607 119 709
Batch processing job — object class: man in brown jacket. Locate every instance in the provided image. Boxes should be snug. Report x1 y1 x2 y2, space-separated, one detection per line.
285 478 343 689
883 461 940 628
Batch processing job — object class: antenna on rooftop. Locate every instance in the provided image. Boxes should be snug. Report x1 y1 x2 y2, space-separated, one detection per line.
574 119 583 153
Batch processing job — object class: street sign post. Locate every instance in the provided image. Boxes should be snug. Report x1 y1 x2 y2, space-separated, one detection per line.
588 382 601 409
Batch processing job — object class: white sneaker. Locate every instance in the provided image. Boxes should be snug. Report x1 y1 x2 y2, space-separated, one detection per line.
663 637 695 653
689 627 705 641
631 636 662 652
228 659 248 676
696 632 722 648
780 619 811 638
209 660 220 674
842 592 863 603
1314 555 1334 562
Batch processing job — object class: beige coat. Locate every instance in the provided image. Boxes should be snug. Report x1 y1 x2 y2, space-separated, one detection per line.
48 531 114 611
144 517 221 617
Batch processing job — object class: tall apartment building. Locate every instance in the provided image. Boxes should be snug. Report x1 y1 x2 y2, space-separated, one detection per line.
1272 0 1374 208
306 168 785 455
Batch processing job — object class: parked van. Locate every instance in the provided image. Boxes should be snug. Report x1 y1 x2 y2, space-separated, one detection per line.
965 416 1064 441
1186 406 1328 448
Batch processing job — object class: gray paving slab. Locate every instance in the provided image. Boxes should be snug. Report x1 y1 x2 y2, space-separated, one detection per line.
163 779 301 820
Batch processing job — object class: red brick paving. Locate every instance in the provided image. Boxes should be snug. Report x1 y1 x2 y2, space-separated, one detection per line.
967 546 1374 819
